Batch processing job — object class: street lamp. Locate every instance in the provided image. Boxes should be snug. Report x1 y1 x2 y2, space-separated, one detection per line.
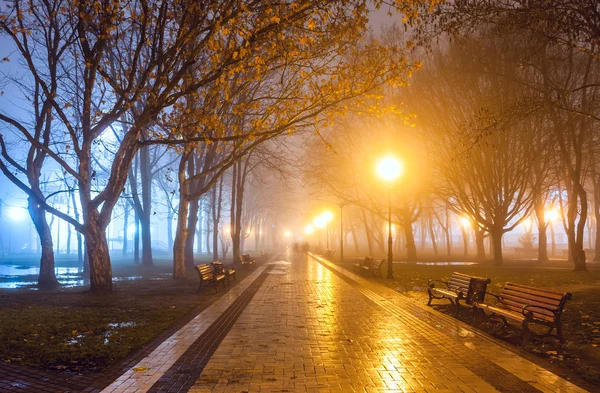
377 156 403 279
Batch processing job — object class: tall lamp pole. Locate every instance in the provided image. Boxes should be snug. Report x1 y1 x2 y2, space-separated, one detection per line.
377 157 402 279
387 185 393 278
340 204 344 262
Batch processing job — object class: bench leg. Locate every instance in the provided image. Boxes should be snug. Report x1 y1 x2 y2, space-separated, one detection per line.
471 308 480 326
427 289 433 306
454 301 461 317
556 324 565 343
522 328 532 346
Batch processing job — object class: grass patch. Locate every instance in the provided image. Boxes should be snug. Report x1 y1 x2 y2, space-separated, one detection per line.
0 278 207 372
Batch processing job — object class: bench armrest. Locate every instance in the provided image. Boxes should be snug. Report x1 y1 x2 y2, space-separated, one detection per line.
522 304 559 319
427 279 448 288
479 291 501 304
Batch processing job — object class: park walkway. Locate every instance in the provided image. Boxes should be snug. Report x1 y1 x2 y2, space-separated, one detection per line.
96 252 589 393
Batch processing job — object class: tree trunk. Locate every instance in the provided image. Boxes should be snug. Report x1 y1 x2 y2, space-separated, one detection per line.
197 203 203 254
567 184 588 271
173 149 192 279
66 195 72 255
122 200 129 256
490 227 504 266
428 215 438 255
28 198 59 288
350 221 360 253
233 160 248 262
475 228 486 260
70 189 83 267
460 226 468 257
444 207 452 256
167 207 173 251
184 199 199 270
595 179 600 261
140 208 153 266
212 186 219 261
404 220 417 262
139 145 153 266
360 208 373 256
534 196 549 262
85 219 112 293
205 211 211 255
133 208 140 264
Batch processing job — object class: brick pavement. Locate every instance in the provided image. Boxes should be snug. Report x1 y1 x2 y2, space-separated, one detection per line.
186 254 588 393
3 253 588 393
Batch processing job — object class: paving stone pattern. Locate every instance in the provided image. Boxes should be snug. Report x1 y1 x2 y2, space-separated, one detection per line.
188 256 587 393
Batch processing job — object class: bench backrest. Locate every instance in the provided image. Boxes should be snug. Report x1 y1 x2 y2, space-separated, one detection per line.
370 259 383 271
447 272 490 304
211 261 224 272
499 282 572 322
362 257 374 267
196 264 214 281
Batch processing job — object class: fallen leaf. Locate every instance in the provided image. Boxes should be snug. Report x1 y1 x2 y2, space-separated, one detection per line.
133 366 148 372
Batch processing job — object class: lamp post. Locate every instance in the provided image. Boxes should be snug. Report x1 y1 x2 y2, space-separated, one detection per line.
339 203 346 262
377 157 402 279
313 216 325 250
322 211 333 250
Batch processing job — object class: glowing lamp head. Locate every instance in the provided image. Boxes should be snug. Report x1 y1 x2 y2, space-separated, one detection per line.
304 225 314 235
322 211 333 222
377 156 402 182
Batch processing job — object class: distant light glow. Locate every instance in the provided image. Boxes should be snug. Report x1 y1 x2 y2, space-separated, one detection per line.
545 208 559 222
322 211 333 222
522 217 532 231
377 156 402 182
8 207 27 221
305 225 314 235
313 216 326 228
460 217 471 228
127 224 137 237
284 231 292 238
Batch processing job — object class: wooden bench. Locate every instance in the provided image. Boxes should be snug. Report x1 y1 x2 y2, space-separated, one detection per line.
239 254 255 266
195 264 226 293
362 259 383 277
472 282 572 345
427 272 491 316
353 257 373 273
211 261 236 284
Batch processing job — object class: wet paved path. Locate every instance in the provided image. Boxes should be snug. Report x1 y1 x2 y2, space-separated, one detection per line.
101 253 587 393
